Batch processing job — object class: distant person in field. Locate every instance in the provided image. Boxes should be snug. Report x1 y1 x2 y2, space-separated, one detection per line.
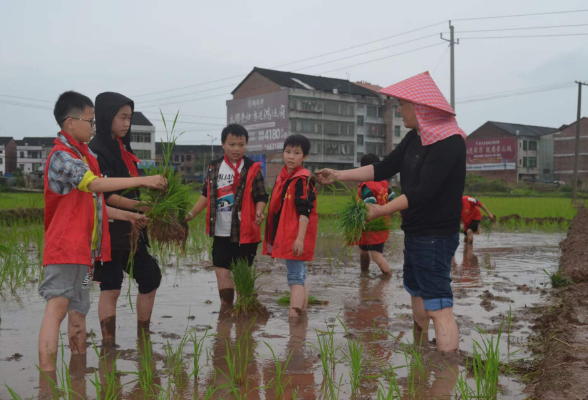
356 153 395 276
263 134 317 318
314 72 466 353
185 124 268 309
461 196 495 244
89 92 163 343
38 91 166 372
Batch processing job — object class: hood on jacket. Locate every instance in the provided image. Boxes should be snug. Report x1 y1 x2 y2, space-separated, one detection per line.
92 92 135 154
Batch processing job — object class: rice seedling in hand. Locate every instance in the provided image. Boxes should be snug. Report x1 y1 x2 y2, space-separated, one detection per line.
131 111 193 252
338 195 389 244
231 259 267 318
264 342 293 399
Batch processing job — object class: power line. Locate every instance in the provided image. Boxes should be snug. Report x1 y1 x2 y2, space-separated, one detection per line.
0 100 52 110
453 23 588 33
457 82 575 104
453 9 588 21
460 33 588 40
0 94 54 103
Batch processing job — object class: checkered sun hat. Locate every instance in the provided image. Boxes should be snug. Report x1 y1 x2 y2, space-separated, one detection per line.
378 72 466 146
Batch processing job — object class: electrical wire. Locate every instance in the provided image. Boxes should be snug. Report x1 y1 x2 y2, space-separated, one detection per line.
460 33 588 39
453 23 588 33
453 9 588 21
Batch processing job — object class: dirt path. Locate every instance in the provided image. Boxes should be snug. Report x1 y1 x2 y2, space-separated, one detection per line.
533 207 588 400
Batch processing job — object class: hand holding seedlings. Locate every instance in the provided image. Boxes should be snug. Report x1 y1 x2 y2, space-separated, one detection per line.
366 203 383 221
140 175 168 191
313 168 337 185
130 214 149 229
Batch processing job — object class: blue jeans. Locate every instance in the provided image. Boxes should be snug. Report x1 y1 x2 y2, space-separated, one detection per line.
285 259 307 287
403 233 459 311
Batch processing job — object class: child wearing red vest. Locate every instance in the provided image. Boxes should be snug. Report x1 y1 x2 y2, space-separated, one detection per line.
357 154 394 276
263 134 318 318
39 91 167 372
461 196 495 244
186 124 268 308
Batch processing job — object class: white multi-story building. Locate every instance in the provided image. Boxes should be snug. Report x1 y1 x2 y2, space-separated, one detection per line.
15 137 54 174
130 112 156 164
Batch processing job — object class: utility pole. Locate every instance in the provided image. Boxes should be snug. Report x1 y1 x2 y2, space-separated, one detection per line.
571 80 588 203
440 21 459 110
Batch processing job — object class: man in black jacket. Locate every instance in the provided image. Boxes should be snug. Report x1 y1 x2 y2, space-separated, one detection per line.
315 72 466 352
89 92 162 342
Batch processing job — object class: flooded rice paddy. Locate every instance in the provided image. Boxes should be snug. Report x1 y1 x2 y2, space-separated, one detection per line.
0 230 564 399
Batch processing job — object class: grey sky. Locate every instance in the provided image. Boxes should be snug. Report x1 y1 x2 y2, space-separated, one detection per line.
0 0 587 145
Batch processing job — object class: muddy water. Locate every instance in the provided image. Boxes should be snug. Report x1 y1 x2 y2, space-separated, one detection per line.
0 231 563 399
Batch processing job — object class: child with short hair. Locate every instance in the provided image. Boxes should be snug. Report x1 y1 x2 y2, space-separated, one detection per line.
38 91 167 371
185 124 268 307
263 134 317 318
357 153 393 276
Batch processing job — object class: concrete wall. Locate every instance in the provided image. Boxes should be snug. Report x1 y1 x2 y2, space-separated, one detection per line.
554 118 588 186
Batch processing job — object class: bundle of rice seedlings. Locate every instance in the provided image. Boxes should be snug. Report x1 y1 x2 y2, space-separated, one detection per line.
231 259 268 318
338 195 389 244
277 292 328 306
130 111 193 252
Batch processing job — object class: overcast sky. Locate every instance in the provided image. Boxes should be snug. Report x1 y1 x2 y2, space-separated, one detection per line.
0 0 587 145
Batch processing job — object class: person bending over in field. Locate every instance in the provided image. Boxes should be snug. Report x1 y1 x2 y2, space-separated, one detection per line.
461 196 495 244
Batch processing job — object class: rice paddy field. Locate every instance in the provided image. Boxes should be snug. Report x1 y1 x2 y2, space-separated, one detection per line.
0 190 575 399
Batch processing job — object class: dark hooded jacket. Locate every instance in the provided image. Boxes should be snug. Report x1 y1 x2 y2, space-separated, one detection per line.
89 92 144 250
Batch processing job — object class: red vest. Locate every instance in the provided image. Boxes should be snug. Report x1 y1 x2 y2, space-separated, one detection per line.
263 168 318 261
357 181 390 246
205 160 262 244
43 143 111 266
461 196 482 231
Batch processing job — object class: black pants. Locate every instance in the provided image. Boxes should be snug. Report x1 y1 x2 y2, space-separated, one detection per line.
212 236 258 269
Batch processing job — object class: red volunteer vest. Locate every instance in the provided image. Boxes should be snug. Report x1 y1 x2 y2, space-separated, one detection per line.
461 196 482 231
43 142 111 266
205 160 262 244
263 168 318 261
357 181 390 246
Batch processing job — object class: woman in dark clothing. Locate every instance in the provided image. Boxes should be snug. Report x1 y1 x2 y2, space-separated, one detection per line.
89 92 162 342
315 72 466 352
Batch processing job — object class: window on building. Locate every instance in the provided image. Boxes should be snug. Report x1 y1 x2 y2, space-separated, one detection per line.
20 152 24 158
0 158 3 164
309 140 321 154
186 155 191 161
528 157 537 168
357 152 363 163
131 131 152 143
523 140 528 151
394 125 401 137
357 135 364 145
366 143 385 157
394 106 401 118
543 168 550 174
33 163 42 171
19 164 24 170
529 140 537 151
367 105 377 118
523 157 527 167
134 150 152 160
357 116 364 126
300 120 315 133
366 124 385 138
298 99 323 112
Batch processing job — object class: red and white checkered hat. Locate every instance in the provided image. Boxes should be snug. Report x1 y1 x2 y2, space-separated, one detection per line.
378 72 466 146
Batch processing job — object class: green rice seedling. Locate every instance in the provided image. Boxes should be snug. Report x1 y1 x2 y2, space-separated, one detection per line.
480 217 493 237
223 321 254 387
164 331 191 390
231 259 267 317
399 340 426 396
36 335 79 400
90 340 122 400
338 195 389 244
337 318 368 395
132 111 193 251
376 362 402 400
264 342 293 399
452 359 474 400
4 385 27 400
313 325 337 377
544 268 574 288
137 329 156 394
470 323 506 399
276 292 327 306
189 328 210 380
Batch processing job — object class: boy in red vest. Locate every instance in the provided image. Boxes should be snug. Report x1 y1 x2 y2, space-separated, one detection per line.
263 134 318 318
357 153 393 276
461 196 495 244
39 91 167 371
186 124 268 307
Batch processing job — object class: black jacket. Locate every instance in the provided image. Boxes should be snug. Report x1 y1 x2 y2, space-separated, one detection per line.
373 130 466 236
89 92 143 250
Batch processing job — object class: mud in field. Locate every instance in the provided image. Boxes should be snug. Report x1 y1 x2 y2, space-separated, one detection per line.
532 208 588 400
0 231 563 399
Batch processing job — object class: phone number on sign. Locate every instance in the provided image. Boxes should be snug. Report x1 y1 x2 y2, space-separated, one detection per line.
264 142 284 151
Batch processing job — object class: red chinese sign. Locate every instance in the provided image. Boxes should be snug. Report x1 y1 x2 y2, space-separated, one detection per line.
466 137 516 164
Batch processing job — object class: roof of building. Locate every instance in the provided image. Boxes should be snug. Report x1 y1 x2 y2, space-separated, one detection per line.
0 137 14 146
354 81 384 94
132 112 153 126
486 121 558 137
16 137 57 146
557 116 588 131
232 67 379 98
155 142 223 155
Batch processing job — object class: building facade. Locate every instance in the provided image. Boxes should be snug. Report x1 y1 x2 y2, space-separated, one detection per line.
553 117 588 187
0 137 17 177
467 121 557 183
228 67 409 184
155 143 223 182
129 112 156 164
15 137 55 174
